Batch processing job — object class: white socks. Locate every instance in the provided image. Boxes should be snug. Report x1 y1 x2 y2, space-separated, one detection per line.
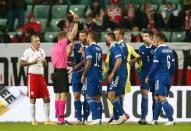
44 103 50 122
30 104 35 121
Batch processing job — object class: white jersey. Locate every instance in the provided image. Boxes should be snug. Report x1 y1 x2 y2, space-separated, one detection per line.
21 47 45 74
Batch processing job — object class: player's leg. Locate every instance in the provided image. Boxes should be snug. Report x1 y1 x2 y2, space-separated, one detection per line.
27 73 38 125
138 89 149 124
30 98 37 125
54 69 70 124
158 81 174 125
114 79 129 125
40 75 56 125
72 83 82 123
58 92 68 124
82 95 90 123
42 97 56 125
95 95 102 121
139 76 149 124
86 81 101 125
152 95 161 123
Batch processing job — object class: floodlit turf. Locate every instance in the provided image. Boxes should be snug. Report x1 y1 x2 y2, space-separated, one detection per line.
0 123 191 131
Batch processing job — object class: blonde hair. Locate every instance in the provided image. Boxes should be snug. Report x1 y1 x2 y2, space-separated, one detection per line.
57 31 67 40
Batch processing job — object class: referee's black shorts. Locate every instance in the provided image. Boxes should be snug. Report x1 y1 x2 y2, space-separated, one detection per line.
52 68 69 93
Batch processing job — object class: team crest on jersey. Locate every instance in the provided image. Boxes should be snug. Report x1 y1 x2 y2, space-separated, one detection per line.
31 91 34 96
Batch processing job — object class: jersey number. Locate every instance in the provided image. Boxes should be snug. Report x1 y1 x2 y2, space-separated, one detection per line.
167 55 171 69
94 53 101 67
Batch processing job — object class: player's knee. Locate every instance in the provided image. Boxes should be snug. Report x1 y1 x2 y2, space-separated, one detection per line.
43 97 50 103
158 95 166 101
74 92 81 100
141 89 149 95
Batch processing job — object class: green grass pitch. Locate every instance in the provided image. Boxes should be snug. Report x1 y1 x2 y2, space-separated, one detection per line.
0 123 191 131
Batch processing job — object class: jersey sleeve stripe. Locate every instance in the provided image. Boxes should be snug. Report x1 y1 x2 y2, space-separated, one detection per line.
153 59 159 62
115 54 121 59
86 55 92 59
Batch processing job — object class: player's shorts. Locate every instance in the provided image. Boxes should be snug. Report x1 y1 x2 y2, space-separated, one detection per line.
140 77 155 93
27 73 49 98
107 76 126 96
155 79 171 97
52 68 69 93
72 83 83 93
86 79 102 97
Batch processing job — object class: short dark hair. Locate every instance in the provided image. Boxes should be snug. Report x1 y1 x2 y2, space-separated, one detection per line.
80 29 88 35
143 29 153 36
30 35 39 41
155 32 166 42
88 31 98 42
107 32 116 41
57 31 67 40
114 28 124 36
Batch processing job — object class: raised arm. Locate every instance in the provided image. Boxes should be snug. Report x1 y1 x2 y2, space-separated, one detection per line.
68 13 79 42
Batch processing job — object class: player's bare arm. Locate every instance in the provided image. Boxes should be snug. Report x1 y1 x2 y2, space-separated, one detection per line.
67 42 75 57
19 59 38 67
108 58 122 82
81 58 91 84
41 58 47 67
68 13 79 42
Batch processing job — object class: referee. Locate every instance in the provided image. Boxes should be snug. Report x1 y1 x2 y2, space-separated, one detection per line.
50 12 79 125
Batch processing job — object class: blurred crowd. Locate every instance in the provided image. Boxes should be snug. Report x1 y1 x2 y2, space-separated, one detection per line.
1 0 191 43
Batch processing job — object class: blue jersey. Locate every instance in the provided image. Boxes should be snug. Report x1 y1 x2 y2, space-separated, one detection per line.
148 44 175 85
71 41 84 84
84 43 103 82
108 42 127 80
139 44 156 78
118 40 128 62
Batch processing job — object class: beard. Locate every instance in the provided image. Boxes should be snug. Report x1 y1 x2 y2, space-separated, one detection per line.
105 40 110 47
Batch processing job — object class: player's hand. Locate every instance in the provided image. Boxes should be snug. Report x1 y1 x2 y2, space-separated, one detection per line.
67 67 73 74
81 75 86 84
69 42 75 50
71 11 79 22
30 59 38 65
41 58 46 64
129 59 136 66
145 77 149 84
108 73 114 82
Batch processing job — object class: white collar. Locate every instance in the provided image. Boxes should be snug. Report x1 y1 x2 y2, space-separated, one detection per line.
118 40 124 44
31 46 40 52
90 42 96 45
110 41 117 49
145 43 153 48
158 44 167 48
80 43 87 48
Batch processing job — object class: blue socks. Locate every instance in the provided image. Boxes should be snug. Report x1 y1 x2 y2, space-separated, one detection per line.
141 94 148 120
87 98 99 120
74 100 82 121
161 100 173 121
153 100 162 120
97 101 102 119
83 100 90 121
112 98 124 117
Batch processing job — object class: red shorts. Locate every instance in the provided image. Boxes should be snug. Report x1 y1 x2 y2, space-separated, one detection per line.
27 73 49 98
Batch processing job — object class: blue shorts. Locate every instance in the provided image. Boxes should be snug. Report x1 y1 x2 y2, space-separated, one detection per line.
107 76 126 96
72 83 83 93
86 80 102 97
155 79 171 97
140 77 155 93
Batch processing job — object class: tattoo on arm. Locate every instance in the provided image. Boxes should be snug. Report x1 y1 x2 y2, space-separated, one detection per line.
82 58 91 77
